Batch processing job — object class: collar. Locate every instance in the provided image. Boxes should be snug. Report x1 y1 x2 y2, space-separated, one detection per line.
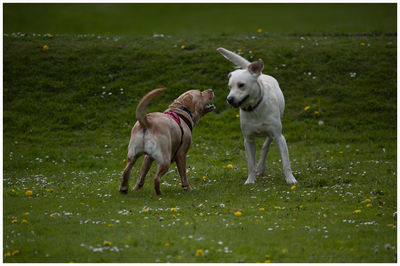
241 94 264 112
177 106 194 120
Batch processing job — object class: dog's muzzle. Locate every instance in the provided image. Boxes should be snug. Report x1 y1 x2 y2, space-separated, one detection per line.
227 95 249 108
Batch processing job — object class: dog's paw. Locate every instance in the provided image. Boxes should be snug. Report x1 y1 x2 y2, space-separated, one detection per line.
285 175 298 185
244 178 256 185
119 188 128 194
183 185 193 191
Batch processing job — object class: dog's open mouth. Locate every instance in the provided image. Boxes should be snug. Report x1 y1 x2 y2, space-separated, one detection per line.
204 103 216 113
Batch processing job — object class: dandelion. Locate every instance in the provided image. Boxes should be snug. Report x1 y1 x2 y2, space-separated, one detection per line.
281 248 288 253
291 185 296 190
48 33 54 38
11 189 16 193
274 206 281 210
4 252 11 257
107 224 113 227
49 214 56 219
43 44 49 50
259 207 265 211
142 208 149 213
11 250 20 256
177 255 182 259
21 219 28 224
354 209 361 214
103 241 112 246
257 28 263 33
227 164 233 169
360 42 365 46
184 221 189 226
180 45 185 49
234 211 242 216
237 49 242 53
170 207 177 212
264 260 271 263
122 159 126 163
199 213 204 217
11 219 18 224
195 249 204 256
364 199 371 203
164 243 170 247
172 214 177 219
236 114 240 118
304 106 310 111
366 204 372 208
25 190 33 196
242 168 246 171
314 111 319 114
202 176 207 180
387 224 394 227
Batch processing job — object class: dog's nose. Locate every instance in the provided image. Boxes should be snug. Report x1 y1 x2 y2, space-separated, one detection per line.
227 96 234 105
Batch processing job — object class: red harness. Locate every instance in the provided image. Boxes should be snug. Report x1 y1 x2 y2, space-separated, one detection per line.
164 111 193 143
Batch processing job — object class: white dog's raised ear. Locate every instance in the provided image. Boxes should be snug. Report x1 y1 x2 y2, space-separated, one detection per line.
217 47 250 69
248 59 264 77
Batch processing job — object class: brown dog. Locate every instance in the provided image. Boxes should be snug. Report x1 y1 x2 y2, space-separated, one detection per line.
119 88 215 195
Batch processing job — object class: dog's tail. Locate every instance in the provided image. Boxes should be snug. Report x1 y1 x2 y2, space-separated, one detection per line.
217 47 251 69
136 88 166 128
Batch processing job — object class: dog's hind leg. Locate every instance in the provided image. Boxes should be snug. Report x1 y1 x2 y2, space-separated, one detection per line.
133 155 154 190
153 160 170 195
256 137 272 176
244 138 257 184
275 134 297 185
119 154 140 194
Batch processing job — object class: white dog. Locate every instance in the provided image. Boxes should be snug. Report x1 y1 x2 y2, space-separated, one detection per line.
217 47 297 185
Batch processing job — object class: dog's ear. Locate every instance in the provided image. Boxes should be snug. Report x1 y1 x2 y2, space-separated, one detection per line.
182 94 196 114
248 59 264 77
228 72 232 79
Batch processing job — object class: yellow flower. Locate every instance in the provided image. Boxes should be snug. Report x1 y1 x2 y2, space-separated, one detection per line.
21 219 28 224
364 199 371 203
265 254 271 259
227 164 233 169
47 188 54 192
184 221 189 226
314 111 319 114
49 214 56 219
11 189 16 193
199 213 204 217
202 175 207 180
291 185 296 190
172 214 177 219
360 42 365 46
366 203 372 208
48 33 54 38
107 224 113 227
234 211 242 216
387 224 394 227
257 28 263 33
264 260 271 263
304 106 310 111
122 158 126 162
11 250 20 256
354 209 361 214
4 252 11 257
142 208 149 213
237 49 242 52
259 207 265 211
142 224 147 228
281 248 288 253
43 44 49 50
195 249 204 256
180 45 185 49
170 207 177 212
274 206 281 210
103 241 112 246
11 219 18 224
164 242 170 247
292 218 297 222
236 114 240 118
25 190 33 196
177 255 182 259
242 167 247 171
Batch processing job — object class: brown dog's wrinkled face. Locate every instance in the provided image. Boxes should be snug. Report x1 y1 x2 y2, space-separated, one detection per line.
173 89 215 122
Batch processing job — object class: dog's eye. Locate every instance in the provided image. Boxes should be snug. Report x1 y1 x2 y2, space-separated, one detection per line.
238 83 245 88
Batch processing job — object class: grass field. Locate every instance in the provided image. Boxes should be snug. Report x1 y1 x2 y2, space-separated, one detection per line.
2 3 397 263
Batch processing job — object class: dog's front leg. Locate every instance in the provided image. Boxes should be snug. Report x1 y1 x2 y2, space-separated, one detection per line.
175 151 192 191
256 137 272 176
244 138 257 184
275 134 297 185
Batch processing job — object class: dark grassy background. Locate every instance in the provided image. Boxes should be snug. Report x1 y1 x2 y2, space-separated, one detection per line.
3 3 397 35
2 3 397 263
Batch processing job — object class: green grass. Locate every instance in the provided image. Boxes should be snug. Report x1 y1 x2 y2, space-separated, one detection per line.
3 3 396 35
2 3 397 262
